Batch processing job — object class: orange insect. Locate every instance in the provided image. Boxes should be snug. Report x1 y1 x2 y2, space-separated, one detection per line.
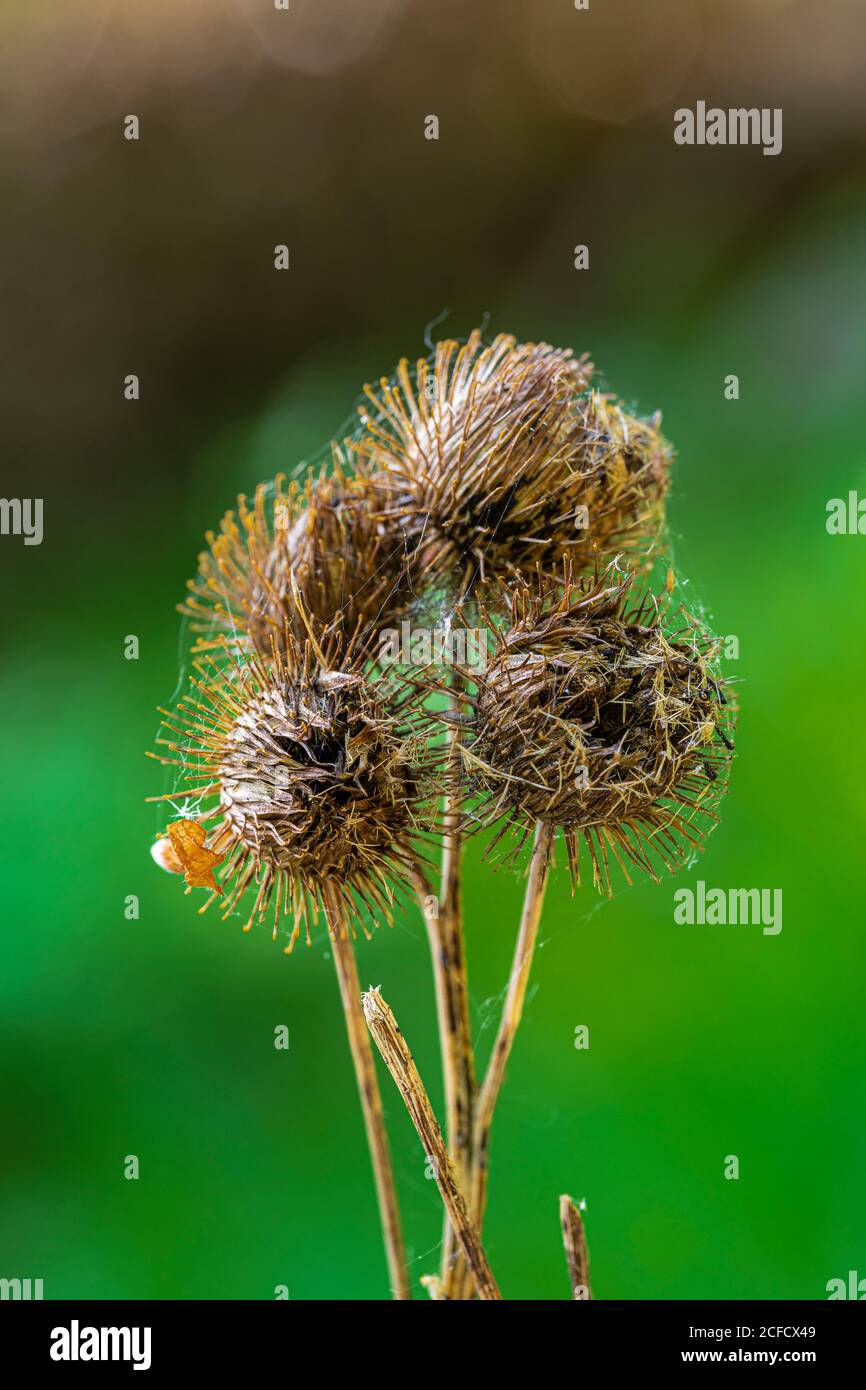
152 820 226 895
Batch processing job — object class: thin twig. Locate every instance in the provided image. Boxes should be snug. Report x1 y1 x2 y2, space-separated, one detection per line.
560 1194 592 1299
323 886 411 1301
433 672 477 1296
362 987 502 1301
416 876 477 1296
459 819 554 1295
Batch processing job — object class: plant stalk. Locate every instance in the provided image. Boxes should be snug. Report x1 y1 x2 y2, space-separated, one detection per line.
560 1193 592 1299
362 987 501 1301
433 676 477 1296
324 886 411 1301
455 819 554 1296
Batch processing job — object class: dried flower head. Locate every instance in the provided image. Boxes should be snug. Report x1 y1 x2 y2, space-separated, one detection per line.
456 563 734 892
149 618 440 951
350 330 591 591
349 330 670 595
566 391 672 568
180 453 419 662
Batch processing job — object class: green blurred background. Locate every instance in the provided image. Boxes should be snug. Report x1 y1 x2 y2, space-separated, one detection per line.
2 0 865 1300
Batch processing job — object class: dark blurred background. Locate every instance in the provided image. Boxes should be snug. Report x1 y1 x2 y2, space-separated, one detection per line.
1 0 865 1300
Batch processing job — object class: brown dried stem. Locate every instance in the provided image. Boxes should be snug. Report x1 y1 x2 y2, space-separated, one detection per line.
560 1194 592 1299
415 878 476 1296
324 886 411 1301
457 819 554 1296
362 987 501 1301
432 676 477 1296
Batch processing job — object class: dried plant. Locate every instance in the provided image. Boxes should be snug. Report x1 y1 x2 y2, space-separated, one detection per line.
362 988 501 1301
560 1194 592 1300
349 329 670 596
180 455 420 661
149 621 439 950
458 560 734 892
149 330 736 1300
566 391 672 567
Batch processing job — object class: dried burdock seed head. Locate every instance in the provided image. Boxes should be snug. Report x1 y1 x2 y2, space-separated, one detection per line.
180 451 420 662
349 330 594 594
457 562 735 893
149 627 441 952
567 392 672 568
348 330 672 596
